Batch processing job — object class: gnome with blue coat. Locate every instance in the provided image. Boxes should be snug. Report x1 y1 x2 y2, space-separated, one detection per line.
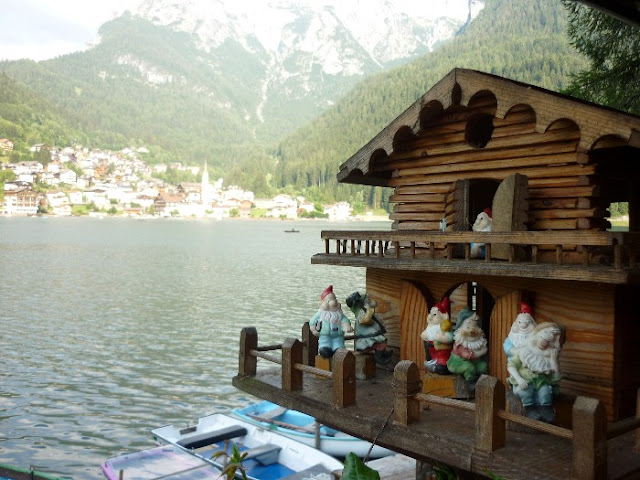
345 291 393 365
309 285 353 358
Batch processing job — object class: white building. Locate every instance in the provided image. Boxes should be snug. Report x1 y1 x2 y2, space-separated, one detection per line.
324 202 352 221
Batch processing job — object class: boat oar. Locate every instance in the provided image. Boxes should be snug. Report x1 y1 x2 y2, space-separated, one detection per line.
246 413 317 434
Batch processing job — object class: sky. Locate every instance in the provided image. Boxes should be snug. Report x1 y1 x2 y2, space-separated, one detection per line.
0 0 469 62
0 0 140 61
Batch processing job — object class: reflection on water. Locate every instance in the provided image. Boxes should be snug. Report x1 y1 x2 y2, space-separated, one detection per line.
0 217 389 478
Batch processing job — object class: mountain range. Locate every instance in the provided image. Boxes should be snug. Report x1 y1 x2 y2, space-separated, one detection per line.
0 0 587 206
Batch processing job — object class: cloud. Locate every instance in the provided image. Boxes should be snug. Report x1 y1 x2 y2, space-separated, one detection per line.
0 0 139 61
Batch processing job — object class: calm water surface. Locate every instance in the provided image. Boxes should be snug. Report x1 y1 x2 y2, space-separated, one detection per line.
0 217 389 478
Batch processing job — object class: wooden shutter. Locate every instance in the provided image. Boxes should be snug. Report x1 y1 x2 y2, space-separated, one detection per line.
446 179 470 232
400 281 431 371
491 173 529 260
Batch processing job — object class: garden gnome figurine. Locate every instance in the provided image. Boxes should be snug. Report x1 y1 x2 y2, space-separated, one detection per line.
346 291 393 365
470 208 492 258
503 302 538 359
447 310 488 392
507 322 563 423
310 285 353 358
420 297 453 375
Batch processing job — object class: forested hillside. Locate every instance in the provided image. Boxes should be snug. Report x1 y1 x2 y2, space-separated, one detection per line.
0 73 87 156
244 0 588 208
0 15 266 171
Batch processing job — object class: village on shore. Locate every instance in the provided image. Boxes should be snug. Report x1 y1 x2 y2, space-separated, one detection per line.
0 142 384 221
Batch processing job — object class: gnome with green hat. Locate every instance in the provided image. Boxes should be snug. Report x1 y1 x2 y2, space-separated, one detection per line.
447 309 489 392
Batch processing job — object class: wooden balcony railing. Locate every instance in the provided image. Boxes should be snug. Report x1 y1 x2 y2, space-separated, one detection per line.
239 326 355 407
314 230 640 283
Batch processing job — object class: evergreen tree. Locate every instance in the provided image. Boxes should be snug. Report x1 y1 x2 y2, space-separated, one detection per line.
562 1 640 114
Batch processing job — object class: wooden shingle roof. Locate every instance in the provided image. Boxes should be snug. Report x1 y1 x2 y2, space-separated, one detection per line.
337 68 640 186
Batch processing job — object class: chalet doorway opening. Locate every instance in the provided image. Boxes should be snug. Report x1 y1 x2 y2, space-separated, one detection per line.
446 281 495 336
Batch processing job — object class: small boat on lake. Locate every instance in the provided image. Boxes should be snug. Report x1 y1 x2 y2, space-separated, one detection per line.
284 229 299 233
102 444 223 480
0 463 66 480
150 412 343 480
232 401 394 460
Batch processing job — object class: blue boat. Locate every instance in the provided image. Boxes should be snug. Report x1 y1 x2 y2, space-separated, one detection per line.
232 401 394 460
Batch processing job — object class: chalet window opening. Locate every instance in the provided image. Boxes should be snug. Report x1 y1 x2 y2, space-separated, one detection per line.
591 145 639 232
465 113 495 148
469 179 500 230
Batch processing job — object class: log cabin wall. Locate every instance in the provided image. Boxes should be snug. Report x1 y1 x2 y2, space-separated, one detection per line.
380 92 604 233
366 267 623 420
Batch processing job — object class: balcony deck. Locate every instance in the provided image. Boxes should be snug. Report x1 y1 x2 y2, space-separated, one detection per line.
232 327 640 480
311 230 640 284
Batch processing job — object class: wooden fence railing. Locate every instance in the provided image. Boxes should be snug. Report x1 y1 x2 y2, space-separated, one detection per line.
394 360 640 480
239 326 355 407
319 230 640 268
238 327 640 479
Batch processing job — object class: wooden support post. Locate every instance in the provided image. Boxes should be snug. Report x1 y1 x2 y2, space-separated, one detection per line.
282 338 303 392
395 241 400 259
475 375 505 452
532 244 538 263
485 243 491 262
301 322 317 367
429 242 435 259
614 243 622 269
572 396 607 480
325 238 329 254
239 327 258 376
378 240 384 257
464 243 470 260
636 388 640 453
556 245 563 264
365 240 370 256
351 239 355 255
393 361 421 425
332 349 356 407
411 241 416 259
336 239 341 255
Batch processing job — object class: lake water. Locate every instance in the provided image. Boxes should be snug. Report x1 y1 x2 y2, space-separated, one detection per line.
0 217 389 479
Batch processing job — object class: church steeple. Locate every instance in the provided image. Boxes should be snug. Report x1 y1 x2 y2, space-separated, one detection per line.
201 160 211 205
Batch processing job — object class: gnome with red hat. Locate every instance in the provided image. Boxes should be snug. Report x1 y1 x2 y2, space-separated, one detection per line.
503 301 538 359
420 297 453 375
309 285 353 358
470 207 492 259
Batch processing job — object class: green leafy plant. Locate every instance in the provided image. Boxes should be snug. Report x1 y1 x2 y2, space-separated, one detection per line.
211 443 248 480
432 463 458 480
341 452 380 480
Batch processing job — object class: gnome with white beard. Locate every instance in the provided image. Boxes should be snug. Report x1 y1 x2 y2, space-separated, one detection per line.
503 302 537 359
446 310 488 392
470 208 492 259
345 291 393 365
420 297 453 375
507 322 563 423
309 285 353 359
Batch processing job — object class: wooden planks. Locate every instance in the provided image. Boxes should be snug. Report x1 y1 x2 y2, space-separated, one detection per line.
398 280 431 368
376 96 612 233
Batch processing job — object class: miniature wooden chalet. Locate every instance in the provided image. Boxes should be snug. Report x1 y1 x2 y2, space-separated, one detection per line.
234 68 640 479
